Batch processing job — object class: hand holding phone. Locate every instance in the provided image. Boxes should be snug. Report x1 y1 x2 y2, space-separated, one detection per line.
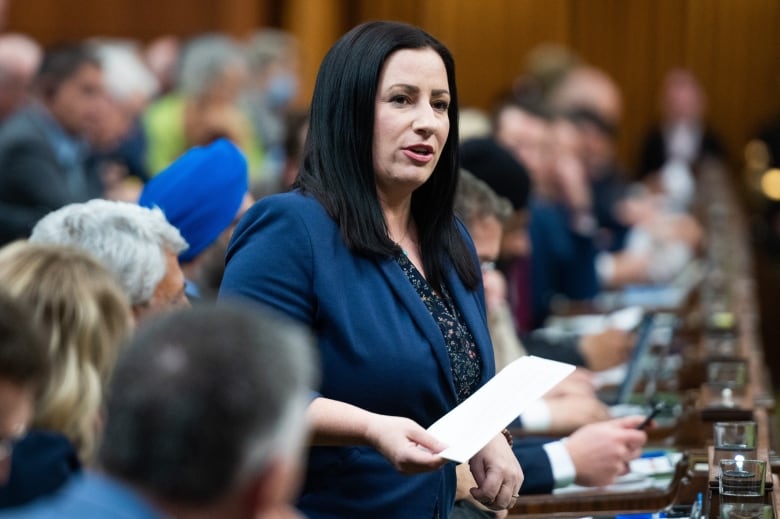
636 401 666 430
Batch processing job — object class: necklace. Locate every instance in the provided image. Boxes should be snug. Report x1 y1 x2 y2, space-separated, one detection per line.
395 222 413 255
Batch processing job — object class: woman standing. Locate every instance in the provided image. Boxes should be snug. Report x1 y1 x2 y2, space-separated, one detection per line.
220 21 522 518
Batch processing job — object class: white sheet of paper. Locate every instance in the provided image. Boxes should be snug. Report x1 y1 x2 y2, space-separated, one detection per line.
545 306 643 334
427 356 575 463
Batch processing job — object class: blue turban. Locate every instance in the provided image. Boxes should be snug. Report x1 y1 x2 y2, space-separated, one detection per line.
139 138 248 263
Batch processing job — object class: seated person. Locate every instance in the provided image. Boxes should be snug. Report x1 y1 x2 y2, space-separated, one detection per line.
29 199 189 322
491 99 659 323
0 43 104 246
636 68 726 208
6 303 317 519
143 34 263 179
138 138 254 300
454 172 647 517
460 136 634 376
0 242 133 508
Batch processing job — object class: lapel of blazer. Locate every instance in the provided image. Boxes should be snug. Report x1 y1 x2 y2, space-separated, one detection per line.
376 255 458 401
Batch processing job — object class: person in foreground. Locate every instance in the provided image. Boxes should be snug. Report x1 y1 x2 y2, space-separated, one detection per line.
3 303 317 519
220 20 522 518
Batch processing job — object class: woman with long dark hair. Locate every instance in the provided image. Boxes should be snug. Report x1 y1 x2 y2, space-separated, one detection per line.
220 21 522 518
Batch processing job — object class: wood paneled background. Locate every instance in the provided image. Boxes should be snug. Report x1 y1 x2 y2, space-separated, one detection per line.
8 0 780 174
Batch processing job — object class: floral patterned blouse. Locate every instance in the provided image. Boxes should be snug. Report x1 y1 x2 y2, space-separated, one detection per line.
396 251 482 403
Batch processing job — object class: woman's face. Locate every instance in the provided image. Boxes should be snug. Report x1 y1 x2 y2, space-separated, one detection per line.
372 48 450 201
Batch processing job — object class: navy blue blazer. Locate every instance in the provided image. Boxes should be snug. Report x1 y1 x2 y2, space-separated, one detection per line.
0 431 80 509
529 197 599 328
512 439 556 495
220 191 496 519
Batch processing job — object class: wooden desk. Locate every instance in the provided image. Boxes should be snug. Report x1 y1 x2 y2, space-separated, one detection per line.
706 474 780 518
507 457 689 518
505 164 777 517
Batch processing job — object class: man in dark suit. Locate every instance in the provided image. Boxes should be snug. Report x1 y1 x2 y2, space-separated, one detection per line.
0 43 104 245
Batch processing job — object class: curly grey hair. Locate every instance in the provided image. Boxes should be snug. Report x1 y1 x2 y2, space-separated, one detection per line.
30 199 187 307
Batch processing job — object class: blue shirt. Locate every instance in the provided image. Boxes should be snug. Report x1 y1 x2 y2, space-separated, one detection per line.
1 472 164 519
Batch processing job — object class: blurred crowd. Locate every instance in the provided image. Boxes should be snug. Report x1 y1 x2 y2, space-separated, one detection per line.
0 25 752 519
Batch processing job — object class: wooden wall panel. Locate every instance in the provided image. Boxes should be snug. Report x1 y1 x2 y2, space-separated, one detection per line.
5 0 780 174
6 0 268 44
436 0 571 111
567 0 692 171
281 0 344 109
686 0 780 173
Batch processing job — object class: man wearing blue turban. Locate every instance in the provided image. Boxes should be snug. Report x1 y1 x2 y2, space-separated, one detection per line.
139 138 253 299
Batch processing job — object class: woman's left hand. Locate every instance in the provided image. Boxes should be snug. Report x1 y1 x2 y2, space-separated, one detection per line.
468 433 523 510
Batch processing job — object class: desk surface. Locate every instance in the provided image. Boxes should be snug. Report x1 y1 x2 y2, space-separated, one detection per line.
506 164 777 517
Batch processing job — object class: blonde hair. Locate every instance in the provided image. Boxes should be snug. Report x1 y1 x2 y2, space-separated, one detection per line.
0 241 133 461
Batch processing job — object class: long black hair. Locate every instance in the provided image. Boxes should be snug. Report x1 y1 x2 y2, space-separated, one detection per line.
295 20 478 292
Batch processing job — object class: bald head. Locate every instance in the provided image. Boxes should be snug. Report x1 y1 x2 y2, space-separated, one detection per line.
550 65 622 126
0 33 41 119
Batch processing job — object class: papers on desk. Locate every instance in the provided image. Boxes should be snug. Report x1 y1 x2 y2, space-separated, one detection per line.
427 356 575 464
598 259 704 312
545 305 644 335
553 452 683 495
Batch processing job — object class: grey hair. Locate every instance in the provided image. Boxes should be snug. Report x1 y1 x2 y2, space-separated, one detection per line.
455 169 513 226
98 303 318 504
92 40 159 103
176 34 246 98
244 28 297 75
29 199 187 307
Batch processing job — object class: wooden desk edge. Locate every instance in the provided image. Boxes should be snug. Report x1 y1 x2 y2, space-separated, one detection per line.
507 457 688 518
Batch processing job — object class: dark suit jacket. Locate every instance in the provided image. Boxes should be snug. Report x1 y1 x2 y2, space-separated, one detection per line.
636 123 726 180
0 105 99 245
0 431 81 509
529 198 599 329
220 191 496 519
512 437 556 494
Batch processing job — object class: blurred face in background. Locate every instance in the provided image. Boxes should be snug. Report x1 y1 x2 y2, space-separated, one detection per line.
133 250 189 322
90 94 135 150
470 213 503 268
662 70 704 124
468 213 506 313
203 62 248 106
548 118 590 211
500 209 531 261
495 106 548 179
48 63 105 138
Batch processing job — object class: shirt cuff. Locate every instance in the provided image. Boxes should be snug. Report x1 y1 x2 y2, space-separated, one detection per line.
518 399 551 432
543 440 576 488
595 252 616 284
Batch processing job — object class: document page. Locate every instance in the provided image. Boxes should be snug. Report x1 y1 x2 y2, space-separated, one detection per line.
427 356 575 463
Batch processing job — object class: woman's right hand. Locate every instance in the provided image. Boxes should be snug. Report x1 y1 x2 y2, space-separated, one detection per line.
365 414 450 474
